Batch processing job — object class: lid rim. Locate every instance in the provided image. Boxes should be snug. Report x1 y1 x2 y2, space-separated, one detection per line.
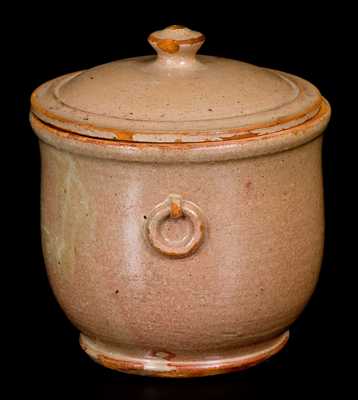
31 97 323 142
30 99 331 162
31 70 323 143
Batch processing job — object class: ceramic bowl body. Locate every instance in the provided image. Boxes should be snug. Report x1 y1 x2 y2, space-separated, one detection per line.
31 97 330 376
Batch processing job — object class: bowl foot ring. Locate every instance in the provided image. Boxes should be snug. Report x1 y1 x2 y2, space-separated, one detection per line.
80 330 289 378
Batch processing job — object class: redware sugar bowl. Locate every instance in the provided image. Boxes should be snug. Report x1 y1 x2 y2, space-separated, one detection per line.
30 25 331 377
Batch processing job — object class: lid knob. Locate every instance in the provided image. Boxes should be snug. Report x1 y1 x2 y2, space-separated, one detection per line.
148 25 205 68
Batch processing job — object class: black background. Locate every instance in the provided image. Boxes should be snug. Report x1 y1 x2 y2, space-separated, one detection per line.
6 2 352 398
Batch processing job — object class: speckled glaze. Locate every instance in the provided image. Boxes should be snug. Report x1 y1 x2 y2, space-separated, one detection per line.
30 26 331 377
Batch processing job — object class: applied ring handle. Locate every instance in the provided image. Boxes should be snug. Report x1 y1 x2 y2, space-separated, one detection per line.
145 194 205 258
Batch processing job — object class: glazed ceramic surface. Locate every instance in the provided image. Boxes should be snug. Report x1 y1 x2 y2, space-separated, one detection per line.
30 26 331 377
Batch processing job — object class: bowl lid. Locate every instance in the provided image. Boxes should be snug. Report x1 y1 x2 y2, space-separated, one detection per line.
31 25 323 143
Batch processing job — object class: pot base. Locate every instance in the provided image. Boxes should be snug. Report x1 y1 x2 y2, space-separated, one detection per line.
79 330 289 378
